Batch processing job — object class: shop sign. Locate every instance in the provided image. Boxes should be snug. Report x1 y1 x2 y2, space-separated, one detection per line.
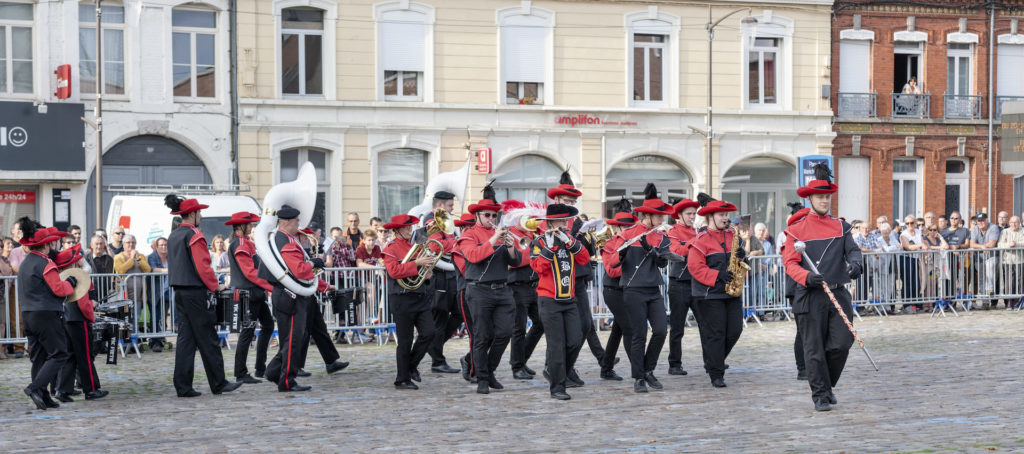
0 191 36 203
553 113 638 128
798 155 834 207
1001 103 1024 174
0 101 85 171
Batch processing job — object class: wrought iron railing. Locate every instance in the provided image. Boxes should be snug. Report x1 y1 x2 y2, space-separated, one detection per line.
837 92 877 118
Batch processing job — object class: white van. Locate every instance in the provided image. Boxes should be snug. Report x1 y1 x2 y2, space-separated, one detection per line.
106 194 261 256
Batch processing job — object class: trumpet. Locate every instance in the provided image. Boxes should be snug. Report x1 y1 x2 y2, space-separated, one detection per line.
509 216 540 248
586 225 615 249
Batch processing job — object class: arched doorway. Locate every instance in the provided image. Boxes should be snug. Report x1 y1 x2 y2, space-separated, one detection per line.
605 154 691 218
722 156 799 236
492 154 563 204
87 135 212 232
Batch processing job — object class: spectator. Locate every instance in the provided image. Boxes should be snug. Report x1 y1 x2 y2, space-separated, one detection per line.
0 236 14 359
997 216 1023 297
108 227 126 256
8 221 27 273
755 223 773 255
852 221 881 305
68 225 82 245
937 215 949 232
148 237 169 272
93 228 107 241
346 212 364 246
0 237 14 275
85 235 114 274
355 228 383 267
898 215 925 312
923 211 936 229
210 234 230 271
919 223 949 306
325 232 357 269
997 211 1010 230
741 223 764 257
147 237 170 352
942 211 970 249
969 213 1000 301
323 226 343 250
60 236 91 272
113 234 154 344
60 236 74 251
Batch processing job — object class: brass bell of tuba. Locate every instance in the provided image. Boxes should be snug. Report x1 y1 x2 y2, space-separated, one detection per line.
396 208 451 291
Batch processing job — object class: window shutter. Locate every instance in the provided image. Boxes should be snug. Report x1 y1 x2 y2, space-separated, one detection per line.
998 44 1024 96
839 40 871 93
502 26 546 83
380 14 425 72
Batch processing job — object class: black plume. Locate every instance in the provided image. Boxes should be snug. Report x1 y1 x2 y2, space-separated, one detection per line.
813 163 833 183
164 194 184 212
787 202 803 215
613 197 632 214
559 170 574 186
696 192 714 208
481 181 496 202
17 217 38 241
643 183 659 200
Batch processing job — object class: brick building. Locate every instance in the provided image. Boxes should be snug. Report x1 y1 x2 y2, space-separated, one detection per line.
831 0 1024 223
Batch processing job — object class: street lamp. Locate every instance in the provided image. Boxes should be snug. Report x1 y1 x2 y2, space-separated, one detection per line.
696 7 757 198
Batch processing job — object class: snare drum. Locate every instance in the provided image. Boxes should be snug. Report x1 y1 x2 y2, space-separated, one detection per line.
216 289 252 333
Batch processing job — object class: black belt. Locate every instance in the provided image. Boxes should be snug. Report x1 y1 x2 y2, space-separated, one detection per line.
470 281 507 289
508 281 538 288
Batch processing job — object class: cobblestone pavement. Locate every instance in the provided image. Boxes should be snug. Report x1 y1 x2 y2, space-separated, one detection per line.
1 310 1023 453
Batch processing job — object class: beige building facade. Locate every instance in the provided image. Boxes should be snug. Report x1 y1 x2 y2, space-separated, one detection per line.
236 0 835 235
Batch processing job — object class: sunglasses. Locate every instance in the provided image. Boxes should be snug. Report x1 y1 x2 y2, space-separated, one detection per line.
114 232 124 235
480 213 498 219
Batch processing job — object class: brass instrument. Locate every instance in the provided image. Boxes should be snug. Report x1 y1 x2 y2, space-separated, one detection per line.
510 217 540 248
397 208 451 290
586 225 614 250
724 225 751 297
299 230 325 275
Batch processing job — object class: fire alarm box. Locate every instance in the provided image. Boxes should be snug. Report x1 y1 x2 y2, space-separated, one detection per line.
55 64 72 99
476 147 492 174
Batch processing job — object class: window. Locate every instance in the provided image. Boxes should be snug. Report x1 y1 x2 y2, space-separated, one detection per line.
722 157 800 236
281 7 323 96
893 41 923 93
492 154 563 204
998 43 1024 96
281 148 328 228
632 34 666 103
946 43 972 96
376 3 433 102
0 1 33 95
499 8 552 105
378 148 426 218
172 8 216 99
892 159 921 221
79 3 125 95
838 39 870 94
748 37 779 105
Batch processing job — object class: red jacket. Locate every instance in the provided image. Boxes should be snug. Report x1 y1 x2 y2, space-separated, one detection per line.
455 224 527 282
278 230 329 292
601 234 626 279
35 251 75 298
530 235 590 300
666 223 696 280
382 237 419 280
183 223 219 292
687 228 734 299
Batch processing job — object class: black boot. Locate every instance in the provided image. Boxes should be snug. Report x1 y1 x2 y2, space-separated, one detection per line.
633 379 648 393
644 372 663 390
668 366 687 376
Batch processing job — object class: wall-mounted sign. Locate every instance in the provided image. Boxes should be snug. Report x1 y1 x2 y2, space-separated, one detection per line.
1001 103 1024 175
553 113 638 128
0 101 85 171
477 147 491 174
0 191 35 203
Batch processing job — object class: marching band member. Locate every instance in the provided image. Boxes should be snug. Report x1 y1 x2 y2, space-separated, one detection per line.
452 213 479 383
164 195 242 398
782 164 863 411
424 191 463 374
781 203 811 381
262 205 333 392
455 184 525 394
687 193 744 388
666 198 700 376
17 218 74 410
225 212 276 384
294 227 349 378
598 200 637 381
545 171 602 386
53 244 107 402
382 214 437 389
529 203 590 400
618 184 673 393
505 201 543 381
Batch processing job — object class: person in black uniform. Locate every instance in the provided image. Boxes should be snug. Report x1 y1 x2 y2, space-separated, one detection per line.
617 184 674 393
17 218 74 410
53 245 108 402
423 191 463 374
782 164 863 411
529 203 589 400
382 214 437 389
164 195 243 398
597 200 636 382
506 205 542 380
455 184 525 394
687 193 745 388
665 198 700 376
451 213 478 383
225 212 276 383
293 227 349 378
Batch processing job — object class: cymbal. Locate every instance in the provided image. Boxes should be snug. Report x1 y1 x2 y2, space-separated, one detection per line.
59 268 91 303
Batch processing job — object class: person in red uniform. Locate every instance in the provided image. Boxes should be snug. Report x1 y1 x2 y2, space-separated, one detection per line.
225 212 276 383
687 193 744 388
263 205 334 392
504 201 542 381
617 183 673 393
455 184 526 394
782 164 862 412
17 218 74 410
422 191 462 374
382 214 437 389
293 227 349 378
164 195 243 398
665 198 700 376
529 203 590 400
545 171 603 386
597 199 636 381
452 213 479 383
52 245 108 402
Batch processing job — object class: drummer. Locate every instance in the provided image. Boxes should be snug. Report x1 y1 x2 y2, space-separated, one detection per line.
54 244 108 401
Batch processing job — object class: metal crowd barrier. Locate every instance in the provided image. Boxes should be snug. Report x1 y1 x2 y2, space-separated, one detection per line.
317 267 394 346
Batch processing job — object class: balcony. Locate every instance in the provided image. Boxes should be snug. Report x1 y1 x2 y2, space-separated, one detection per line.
997 95 1024 121
892 93 930 119
944 94 983 119
837 92 877 118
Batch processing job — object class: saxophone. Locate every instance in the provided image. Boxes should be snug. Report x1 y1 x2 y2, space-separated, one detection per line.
724 227 750 297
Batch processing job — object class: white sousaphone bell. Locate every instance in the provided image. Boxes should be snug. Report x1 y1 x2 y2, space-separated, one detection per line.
254 162 319 296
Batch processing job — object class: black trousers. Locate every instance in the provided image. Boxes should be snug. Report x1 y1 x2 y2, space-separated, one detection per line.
457 288 475 375
266 290 309 391
298 296 340 369
623 287 667 380
538 298 581 393
509 282 543 371
795 286 854 403
428 283 462 367
667 280 695 369
233 290 274 378
466 284 515 380
790 296 805 372
56 320 101 394
695 297 743 380
391 292 435 384
571 277 604 368
23 310 70 394
172 288 229 395
600 285 630 373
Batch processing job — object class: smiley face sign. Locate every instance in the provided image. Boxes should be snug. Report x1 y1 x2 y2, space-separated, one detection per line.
7 127 27 147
